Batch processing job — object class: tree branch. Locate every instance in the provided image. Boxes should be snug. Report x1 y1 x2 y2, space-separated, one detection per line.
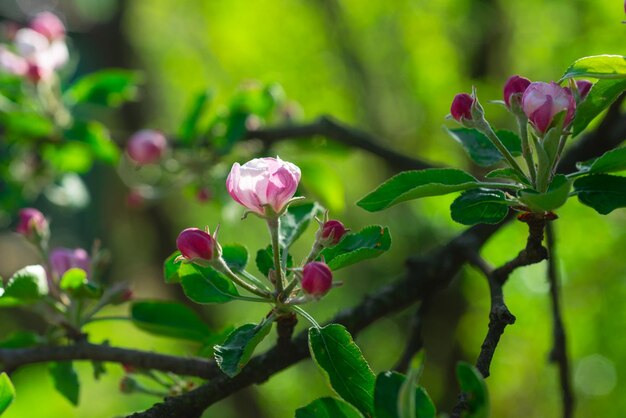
546 222 574 418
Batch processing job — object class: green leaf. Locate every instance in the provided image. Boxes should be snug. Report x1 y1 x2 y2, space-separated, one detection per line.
519 175 572 212
320 225 391 270
0 111 54 137
485 168 531 186
59 268 101 298
65 121 120 164
42 142 93 174
65 69 142 107
357 169 478 212
374 372 436 418
295 397 364 418
131 300 213 342
280 202 322 249
456 362 489 418
255 246 293 277
214 318 273 377
180 263 239 304
179 90 213 144
222 244 249 273
576 147 626 174
562 55 626 80
0 373 15 415
571 79 626 136
49 362 80 406
446 128 522 167
1 265 48 304
0 331 42 348
450 189 509 225
308 324 376 416
573 174 626 214
164 251 182 284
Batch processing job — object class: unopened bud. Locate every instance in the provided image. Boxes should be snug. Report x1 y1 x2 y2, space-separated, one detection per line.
301 262 333 298
320 220 347 246
16 208 49 242
176 228 217 264
450 93 474 123
126 130 167 165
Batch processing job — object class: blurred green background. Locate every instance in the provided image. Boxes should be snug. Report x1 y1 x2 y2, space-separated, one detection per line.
0 0 625 416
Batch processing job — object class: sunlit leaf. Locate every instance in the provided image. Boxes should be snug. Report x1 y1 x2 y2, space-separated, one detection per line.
214 317 273 377
222 244 249 273
49 362 80 406
320 225 391 270
180 263 240 304
575 147 626 174
280 202 322 249
164 251 182 284
0 265 48 305
562 55 626 80
571 79 626 136
446 128 522 167
0 373 15 415
65 69 142 107
131 300 213 342
518 175 572 212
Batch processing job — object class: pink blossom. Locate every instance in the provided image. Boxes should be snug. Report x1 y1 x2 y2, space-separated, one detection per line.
226 157 301 215
576 80 593 101
126 130 168 165
16 208 48 239
0 46 28 76
176 228 216 263
522 82 576 133
503 75 531 108
450 93 474 122
30 12 65 41
49 248 91 278
301 262 333 297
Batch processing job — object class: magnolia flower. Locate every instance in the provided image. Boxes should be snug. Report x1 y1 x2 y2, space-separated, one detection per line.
226 157 301 215
49 248 91 278
176 228 217 263
522 82 576 134
126 130 168 165
301 261 333 297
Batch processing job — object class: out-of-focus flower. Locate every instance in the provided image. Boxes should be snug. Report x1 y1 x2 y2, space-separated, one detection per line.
12 26 68 82
30 12 65 41
503 75 531 109
16 208 48 240
301 261 333 297
176 228 217 264
522 82 576 133
226 157 301 216
126 130 168 165
0 46 28 76
49 248 91 278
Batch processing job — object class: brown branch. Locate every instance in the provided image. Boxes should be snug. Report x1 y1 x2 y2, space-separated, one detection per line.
245 115 436 171
546 223 575 418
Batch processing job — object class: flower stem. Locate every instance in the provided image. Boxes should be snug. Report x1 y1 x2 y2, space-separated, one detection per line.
267 216 285 296
517 116 537 186
214 258 272 299
478 121 529 182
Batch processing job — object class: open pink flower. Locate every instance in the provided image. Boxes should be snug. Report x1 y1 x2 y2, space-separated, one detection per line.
522 82 576 134
30 12 65 41
49 248 91 278
226 157 301 215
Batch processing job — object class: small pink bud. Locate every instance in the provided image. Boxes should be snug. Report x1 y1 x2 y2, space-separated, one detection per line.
301 262 333 297
111 287 134 305
503 75 531 108
226 157 301 215
49 248 91 279
450 93 474 122
126 130 167 165
522 82 576 134
30 12 65 41
196 187 212 203
176 228 216 263
16 208 48 240
321 220 347 246
575 80 593 101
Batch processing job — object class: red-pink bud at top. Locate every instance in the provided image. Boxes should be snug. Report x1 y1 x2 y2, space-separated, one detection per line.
197 187 212 203
522 82 576 134
450 93 474 122
49 248 91 279
176 228 216 262
226 157 301 215
30 12 65 40
301 261 333 297
126 130 167 165
576 80 593 101
321 220 347 246
16 208 48 239
503 75 531 108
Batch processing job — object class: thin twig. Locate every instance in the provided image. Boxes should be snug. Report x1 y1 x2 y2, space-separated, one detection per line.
546 222 574 418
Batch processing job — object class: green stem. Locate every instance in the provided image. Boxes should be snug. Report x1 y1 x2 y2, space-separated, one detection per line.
479 122 529 182
517 116 537 186
241 270 273 292
214 258 272 299
291 306 321 330
83 316 131 325
267 216 285 296
303 242 324 266
283 272 303 298
478 182 524 190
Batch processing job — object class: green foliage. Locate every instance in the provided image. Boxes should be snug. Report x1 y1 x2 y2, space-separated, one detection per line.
49 362 80 406
446 128 522 167
308 324 376 416
295 397 364 418
0 373 15 415
456 362 489 418
450 189 509 225
279 202 323 249
163 251 182 284
562 55 626 80
59 268 101 299
518 175 572 212
178 90 213 145
214 318 273 377
64 121 120 165
222 244 249 272
297 159 346 213
0 111 54 138
255 246 293 277
573 174 626 214
357 169 478 212
0 331 42 348
130 300 213 342
65 69 142 107
575 147 626 174
374 372 436 418
179 263 240 303
0 265 48 305
485 168 530 186
571 79 626 137
320 225 391 270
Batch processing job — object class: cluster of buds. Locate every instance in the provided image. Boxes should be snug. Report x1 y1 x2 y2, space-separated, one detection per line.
0 12 69 83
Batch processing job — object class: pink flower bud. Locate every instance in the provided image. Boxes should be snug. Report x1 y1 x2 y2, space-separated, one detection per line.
450 93 474 122
16 208 49 239
301 261 333 297
176 228 216 263
30 12 66 41
576 80 593 101
321 220 347 246
522 82 576 134
503 75 531 108
126 130 167 165
49 248 91 279
226 157 301 215
196 187 212 203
